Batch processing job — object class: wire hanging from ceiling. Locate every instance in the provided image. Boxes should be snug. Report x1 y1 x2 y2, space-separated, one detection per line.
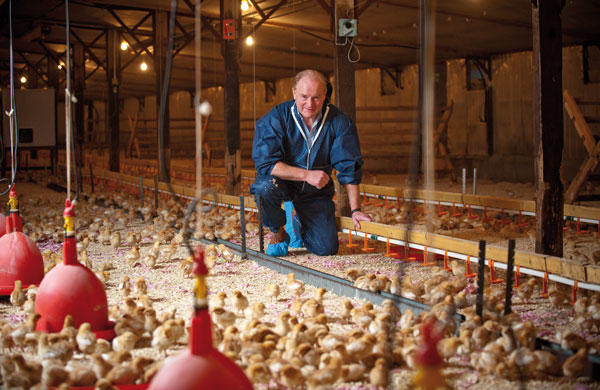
1 0 19 197
64 0 79 202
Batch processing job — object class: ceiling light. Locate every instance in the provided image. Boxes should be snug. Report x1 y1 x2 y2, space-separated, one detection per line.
120 41 128 51
58 63 63 70
241 0 250 11
140 61 148 71
20 76 27 84
245 35 254 46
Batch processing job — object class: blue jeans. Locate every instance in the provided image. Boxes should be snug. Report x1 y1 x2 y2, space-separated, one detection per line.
250 175 339 256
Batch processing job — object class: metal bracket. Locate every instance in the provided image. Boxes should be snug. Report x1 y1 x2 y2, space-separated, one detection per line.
582 42 600 84
264 80 276 103
379 67 402 95
466 56 491 91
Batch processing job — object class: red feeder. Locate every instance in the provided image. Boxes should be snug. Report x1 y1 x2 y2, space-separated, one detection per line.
149 247 252 390
0 192 44 295
0 212 6 239
35 199 110 335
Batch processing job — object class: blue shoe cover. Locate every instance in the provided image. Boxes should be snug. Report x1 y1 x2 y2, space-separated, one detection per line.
284 201 303 248
266 234 290 257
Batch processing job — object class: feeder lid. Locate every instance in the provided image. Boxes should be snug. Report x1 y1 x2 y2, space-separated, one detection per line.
192 246 208 276
63 199 75 218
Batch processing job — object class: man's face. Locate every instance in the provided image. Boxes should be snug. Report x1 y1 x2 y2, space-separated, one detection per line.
292 77 326 122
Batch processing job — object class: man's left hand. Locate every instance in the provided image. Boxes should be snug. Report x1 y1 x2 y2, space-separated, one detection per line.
352 211 371 229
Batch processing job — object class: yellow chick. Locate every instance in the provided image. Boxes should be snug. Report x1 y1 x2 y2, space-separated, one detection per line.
266 283 280 302
280 364 305 388
134 277 147 296
306 356 342 388
10 280 26 307
212 308 237 328
246 361 271 384
125 246 141 267
287 273 305 297
369 357 388 387
210 291 228 309
76 322 97 354
246 302 266 321
232 290 249 314
112 331 139 353
110 231 121 251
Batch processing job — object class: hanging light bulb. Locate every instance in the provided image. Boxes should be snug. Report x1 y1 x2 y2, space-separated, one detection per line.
58 63 63 70
241 0 250 11
245 35 254 46
140 61 148 71
20 75 27 84
120 41 128 51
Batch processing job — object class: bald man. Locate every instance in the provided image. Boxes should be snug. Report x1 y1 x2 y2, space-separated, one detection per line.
250 69 370 256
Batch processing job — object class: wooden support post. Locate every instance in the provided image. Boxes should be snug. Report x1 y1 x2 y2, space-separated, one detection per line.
532 0 564 257
221 0 242 195
154 11 171 182
332 0 355 218
47 55 59 175
106 28 121 173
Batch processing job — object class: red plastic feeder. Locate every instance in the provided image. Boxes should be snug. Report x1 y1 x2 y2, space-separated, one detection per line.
35 199 111 337
149 247 252 390
0 191 44 295
0 212 6 239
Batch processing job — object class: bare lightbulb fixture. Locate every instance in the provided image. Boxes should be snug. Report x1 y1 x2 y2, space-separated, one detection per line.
245 35 254 46
140 61 148 71
20 75 27 84
120 41 128 51
241 0 249 11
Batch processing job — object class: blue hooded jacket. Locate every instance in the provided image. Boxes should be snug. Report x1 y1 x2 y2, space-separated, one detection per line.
252 100 363 186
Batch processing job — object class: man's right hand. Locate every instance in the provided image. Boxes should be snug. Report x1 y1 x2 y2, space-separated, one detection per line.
304 170 330 189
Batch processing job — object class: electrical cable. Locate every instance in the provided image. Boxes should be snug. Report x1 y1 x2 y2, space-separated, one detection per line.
346 37 360 63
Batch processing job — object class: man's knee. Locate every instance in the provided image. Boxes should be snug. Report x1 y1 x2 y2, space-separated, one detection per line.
305 234 338 256
250 176 282 200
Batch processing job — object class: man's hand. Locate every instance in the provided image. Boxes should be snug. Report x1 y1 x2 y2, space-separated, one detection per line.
352 211 371 229
304 170 330 189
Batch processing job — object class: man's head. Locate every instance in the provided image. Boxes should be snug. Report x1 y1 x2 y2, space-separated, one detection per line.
292 70 328 122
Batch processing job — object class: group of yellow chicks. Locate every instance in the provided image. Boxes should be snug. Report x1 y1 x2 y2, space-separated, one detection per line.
2 181 599 390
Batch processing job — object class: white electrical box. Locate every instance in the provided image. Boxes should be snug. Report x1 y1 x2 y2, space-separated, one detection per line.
2 88 56 148
338 19 357 37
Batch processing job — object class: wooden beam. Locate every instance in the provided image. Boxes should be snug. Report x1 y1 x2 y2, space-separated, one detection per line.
333 0 356 218
532 0 563 257
154 10 171 182
355 0 378 18
221 0 242 195
106 28 121 173
314 0 330 15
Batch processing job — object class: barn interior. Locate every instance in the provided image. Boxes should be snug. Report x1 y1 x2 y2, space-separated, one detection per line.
0 0 600 389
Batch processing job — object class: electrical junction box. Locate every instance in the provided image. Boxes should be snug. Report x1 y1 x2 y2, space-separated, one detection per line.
222 19 236 40
338 19 357 37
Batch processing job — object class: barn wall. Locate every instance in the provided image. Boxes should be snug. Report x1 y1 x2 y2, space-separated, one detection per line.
84 45 599 181
447 45 600 182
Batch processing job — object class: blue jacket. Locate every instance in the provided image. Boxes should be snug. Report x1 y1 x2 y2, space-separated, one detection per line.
252 100 363 186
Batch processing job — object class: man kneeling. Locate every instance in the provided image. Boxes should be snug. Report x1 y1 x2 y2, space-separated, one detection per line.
250 69 370 256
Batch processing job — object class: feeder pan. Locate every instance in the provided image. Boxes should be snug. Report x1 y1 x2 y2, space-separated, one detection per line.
0 213 44 296
149 248 252 390
35 199 113 339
